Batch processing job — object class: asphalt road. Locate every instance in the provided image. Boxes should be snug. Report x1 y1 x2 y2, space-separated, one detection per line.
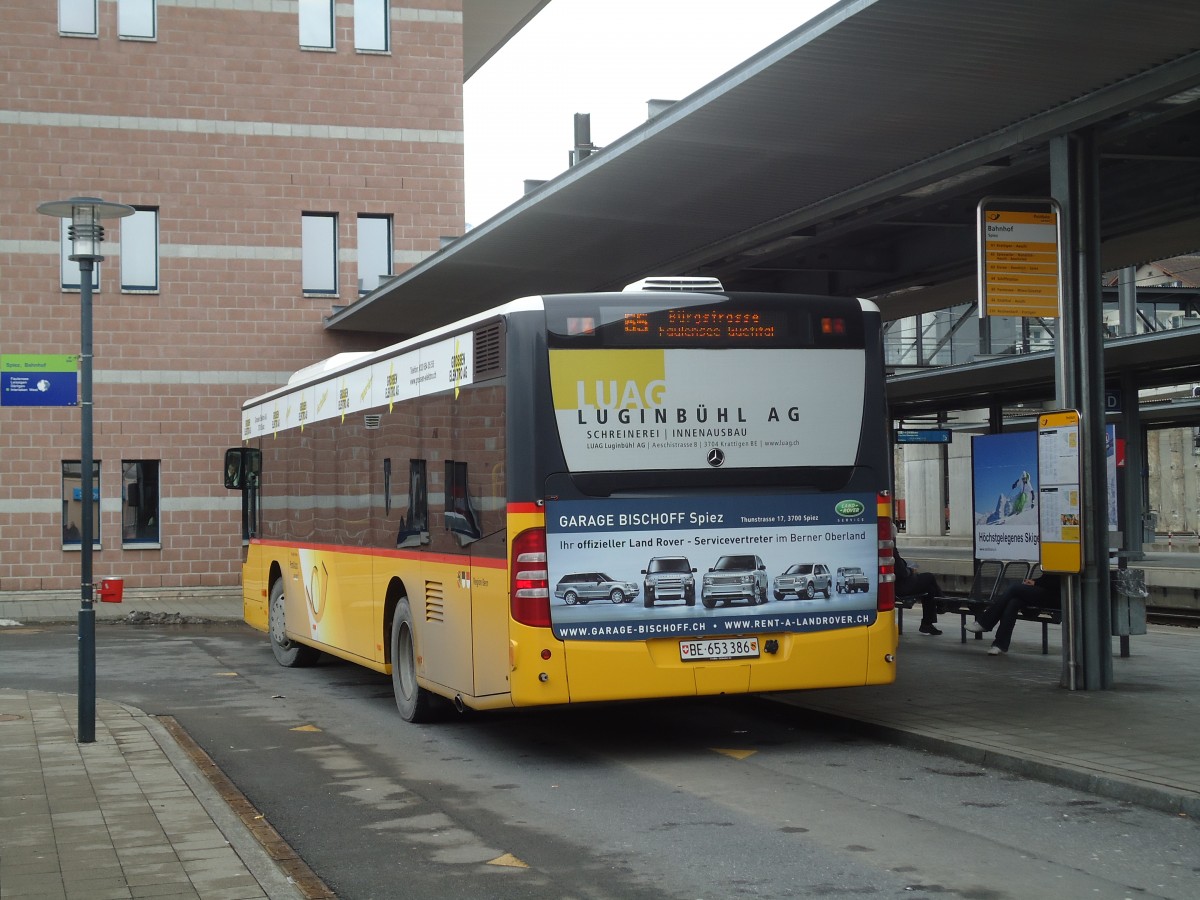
2 622 1197 899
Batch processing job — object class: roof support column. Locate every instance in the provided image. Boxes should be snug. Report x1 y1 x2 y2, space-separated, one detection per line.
1051 131 1113 690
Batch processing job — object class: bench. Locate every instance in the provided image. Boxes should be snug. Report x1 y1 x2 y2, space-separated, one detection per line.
898 559 1062 653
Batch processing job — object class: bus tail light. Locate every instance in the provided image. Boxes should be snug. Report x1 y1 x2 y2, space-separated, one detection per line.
876 494 895 612
511 527 551 627
821 316 846 335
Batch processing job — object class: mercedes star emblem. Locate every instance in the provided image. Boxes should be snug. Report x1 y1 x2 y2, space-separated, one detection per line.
707 448 725 468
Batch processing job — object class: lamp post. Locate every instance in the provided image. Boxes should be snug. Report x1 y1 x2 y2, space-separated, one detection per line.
37 197 134 744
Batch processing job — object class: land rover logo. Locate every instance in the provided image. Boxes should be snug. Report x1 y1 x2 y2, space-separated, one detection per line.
706 448 725 468
835 499 865 517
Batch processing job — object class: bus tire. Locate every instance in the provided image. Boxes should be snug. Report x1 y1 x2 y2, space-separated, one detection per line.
268 579 320 668
391 596 436 723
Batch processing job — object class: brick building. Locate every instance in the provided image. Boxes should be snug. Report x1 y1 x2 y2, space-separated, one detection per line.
0 0 464 596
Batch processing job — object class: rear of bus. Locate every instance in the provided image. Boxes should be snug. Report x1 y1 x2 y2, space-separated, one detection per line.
504 284 897 707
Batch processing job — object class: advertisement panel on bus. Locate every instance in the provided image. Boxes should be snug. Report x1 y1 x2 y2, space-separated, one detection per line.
546 492 878 642
548 347 865 472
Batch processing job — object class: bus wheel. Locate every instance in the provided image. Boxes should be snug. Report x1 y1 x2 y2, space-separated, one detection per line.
391 596 436 723
609 589 625 604
564 591 578 605
269 580 320 668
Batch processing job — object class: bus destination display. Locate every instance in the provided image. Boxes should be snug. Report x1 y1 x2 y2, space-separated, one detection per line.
622 308 783 341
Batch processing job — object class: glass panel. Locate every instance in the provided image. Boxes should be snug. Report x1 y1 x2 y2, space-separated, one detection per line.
302 213 338 294
122 460 160 543
60 222 99 291
354 0 389 51
59 0 97 36
397 459 428 548
118 0 156 39
62 460 101 546
121 208 159 291
357 215 392 293
299 0 334 49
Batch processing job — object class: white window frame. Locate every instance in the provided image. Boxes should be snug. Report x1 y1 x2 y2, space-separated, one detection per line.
357 214 393 294
59 222 100 292
118 0 157 40
299 0 335 50
302 213 339 295
59 0 98 37
121 207 159 293
354 0 390 52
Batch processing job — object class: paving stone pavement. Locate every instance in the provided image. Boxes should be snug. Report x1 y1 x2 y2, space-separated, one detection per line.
0 688 303 900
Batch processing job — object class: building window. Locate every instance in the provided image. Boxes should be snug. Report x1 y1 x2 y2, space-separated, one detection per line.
302 213 338 294
59 222 99 292
354 0 389 52
357 215 392 293
62 461 100 547
299 0 335 50
122 460 160 545
59 0 98 37
118 0 156 40
121 207 159 292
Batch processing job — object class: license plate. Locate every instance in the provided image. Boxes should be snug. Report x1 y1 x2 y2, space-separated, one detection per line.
679 637 760 661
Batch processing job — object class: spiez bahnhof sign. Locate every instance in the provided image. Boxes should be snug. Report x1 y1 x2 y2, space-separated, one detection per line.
0 354 78 407
977 200 1062 319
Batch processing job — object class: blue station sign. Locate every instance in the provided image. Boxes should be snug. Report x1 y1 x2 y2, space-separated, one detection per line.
0 355 78 407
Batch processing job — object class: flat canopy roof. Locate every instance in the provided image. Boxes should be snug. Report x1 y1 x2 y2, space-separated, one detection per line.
330 0 1200 338
887 327 1200 420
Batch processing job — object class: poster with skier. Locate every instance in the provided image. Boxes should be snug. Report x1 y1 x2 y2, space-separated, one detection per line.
972 432 1039 562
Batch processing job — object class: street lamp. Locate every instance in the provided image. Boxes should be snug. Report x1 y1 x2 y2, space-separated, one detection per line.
37 197 134 744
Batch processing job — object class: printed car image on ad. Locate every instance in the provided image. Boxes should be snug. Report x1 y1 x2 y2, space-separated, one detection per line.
545 493 878 641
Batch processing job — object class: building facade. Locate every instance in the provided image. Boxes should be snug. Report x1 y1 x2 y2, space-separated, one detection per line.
1 0 464 595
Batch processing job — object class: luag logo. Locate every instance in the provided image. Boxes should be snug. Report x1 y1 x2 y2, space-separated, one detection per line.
835 499 865 517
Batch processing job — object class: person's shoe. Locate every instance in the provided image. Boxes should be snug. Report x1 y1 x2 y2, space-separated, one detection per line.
918 623 942 636
987 644 1006 655
965 621 985 634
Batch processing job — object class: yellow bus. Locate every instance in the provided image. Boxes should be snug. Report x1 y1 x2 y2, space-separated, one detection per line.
224 280 898 721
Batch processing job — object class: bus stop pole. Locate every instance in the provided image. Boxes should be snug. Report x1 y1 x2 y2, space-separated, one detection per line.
1051 131 1113 690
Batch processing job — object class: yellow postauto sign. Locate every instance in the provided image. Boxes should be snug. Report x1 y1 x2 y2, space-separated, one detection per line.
978 206 1061 318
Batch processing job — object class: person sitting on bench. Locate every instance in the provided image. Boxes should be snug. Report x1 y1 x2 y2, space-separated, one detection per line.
892 521 943 635
965 570 1062 655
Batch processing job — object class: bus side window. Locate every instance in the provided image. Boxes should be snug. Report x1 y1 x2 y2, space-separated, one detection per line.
397 458 429 548
444 460 481 544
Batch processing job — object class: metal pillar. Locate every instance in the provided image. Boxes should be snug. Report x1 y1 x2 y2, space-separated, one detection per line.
1050 131 1113 690
78 257 96 742
1117 266 1138 336
38 196 133 742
